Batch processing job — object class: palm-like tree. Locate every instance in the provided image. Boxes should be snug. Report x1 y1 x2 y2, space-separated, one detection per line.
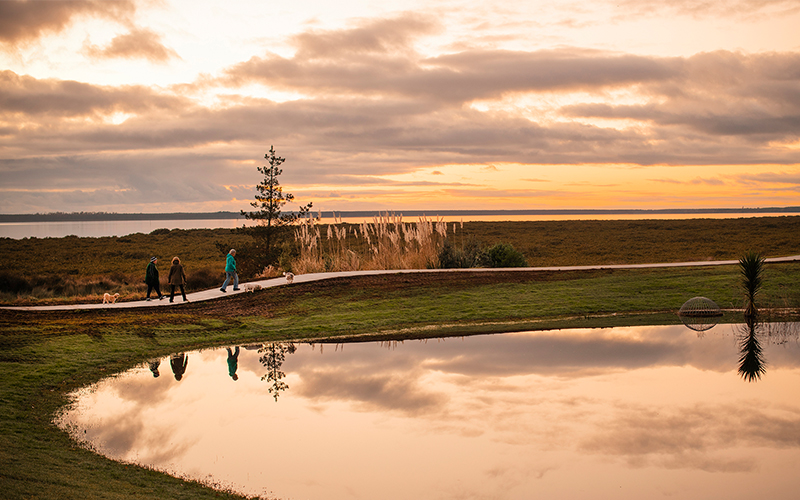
739 251 765 319
738 317 766 382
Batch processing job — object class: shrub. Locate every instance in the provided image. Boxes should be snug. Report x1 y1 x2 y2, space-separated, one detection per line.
438 239 488 268
186 267 221 290
485 243 528 268
0 272 32 294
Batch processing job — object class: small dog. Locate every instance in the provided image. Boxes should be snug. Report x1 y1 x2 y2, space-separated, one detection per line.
244 284 262 293
102 292 120 304
283 272 294 284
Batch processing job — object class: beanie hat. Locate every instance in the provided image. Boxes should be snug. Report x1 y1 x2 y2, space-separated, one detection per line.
150 256 157 262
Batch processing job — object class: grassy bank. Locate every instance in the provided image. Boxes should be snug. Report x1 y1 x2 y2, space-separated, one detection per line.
2 261 800 498
1 216 799 305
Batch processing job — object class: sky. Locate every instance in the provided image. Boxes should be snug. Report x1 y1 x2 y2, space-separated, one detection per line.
1 0 799 214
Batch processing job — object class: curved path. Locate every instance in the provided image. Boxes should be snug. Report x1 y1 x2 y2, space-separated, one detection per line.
3 255 799 312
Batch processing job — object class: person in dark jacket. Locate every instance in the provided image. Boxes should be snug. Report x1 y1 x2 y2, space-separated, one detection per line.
170 353 188 381
167 256 188 303
144 257 165 301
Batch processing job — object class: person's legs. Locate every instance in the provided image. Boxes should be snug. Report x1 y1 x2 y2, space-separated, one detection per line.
221 272 231 292
155 283 164 299
146 284 154 299
232 272 239 290
170 285 175 302
180 285 187 301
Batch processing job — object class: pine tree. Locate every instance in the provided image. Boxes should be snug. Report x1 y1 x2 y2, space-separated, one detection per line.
240 146 312 269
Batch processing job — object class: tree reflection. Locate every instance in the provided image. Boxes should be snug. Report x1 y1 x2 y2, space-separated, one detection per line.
737 316 766 382
259 342 296 401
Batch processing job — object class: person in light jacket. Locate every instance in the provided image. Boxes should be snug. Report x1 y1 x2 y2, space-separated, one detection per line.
220 249 240 292
167 256 188 303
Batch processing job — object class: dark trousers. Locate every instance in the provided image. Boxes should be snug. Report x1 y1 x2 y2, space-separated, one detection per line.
169 285 187 302
146 283 162 298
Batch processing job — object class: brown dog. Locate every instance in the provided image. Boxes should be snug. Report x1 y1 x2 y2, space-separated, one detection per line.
102 292 120 304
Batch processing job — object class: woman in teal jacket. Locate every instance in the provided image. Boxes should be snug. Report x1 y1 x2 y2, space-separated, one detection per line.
220 249 239 292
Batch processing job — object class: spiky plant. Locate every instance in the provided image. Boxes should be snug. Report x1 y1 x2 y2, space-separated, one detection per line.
739 251 765 319
737 317 766 382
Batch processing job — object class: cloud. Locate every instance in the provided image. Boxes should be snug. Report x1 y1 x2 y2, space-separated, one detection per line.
614 0 800 21
734 171 800 186
296 368 447 416
83 28 180 63
0 0 136 47
2 12 800 212
580 402 800 471
0 70 188 119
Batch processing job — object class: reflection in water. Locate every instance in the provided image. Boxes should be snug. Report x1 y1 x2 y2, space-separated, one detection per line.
678 296 723 333
737 317 766 382
170 353 188 381
148 359 161 378
57 324 800 500
226 347 239 381
258 342 296 400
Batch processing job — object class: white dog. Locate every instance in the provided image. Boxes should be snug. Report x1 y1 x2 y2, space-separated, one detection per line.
284 272 294 284
102 292 120 304
244 284 262 293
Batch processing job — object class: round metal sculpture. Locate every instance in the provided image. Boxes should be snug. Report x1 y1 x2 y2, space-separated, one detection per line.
678 296 723 332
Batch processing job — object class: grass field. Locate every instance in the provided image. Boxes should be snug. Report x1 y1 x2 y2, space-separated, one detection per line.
1 216 799 305
1 217 799 499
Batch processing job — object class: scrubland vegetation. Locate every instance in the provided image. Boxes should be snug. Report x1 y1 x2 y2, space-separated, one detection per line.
1 216 799 305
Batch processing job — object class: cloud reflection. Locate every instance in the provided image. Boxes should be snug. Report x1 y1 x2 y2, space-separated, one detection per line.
57 324 800 499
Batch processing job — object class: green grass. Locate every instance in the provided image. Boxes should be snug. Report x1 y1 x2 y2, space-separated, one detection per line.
1 219 799 498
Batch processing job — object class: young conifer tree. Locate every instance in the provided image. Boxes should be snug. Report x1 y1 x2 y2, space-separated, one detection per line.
241 146 312 267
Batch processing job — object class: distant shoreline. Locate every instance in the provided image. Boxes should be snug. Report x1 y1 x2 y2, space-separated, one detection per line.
0 207 799 223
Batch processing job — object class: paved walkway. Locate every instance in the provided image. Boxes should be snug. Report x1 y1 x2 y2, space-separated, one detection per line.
3 255 799 312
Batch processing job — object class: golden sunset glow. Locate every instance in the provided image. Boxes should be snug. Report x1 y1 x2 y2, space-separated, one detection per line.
1 0 798 213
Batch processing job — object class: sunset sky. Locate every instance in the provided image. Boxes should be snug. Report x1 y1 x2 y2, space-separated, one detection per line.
1 0 799 214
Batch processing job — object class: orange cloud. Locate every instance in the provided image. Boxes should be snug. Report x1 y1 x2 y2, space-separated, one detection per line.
0 0 136 47
83 28 180 63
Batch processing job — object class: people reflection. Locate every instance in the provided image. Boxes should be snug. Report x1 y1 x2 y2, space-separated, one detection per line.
170 353 188 381
148 359 161 378
259 342 296 401
227 346 240 381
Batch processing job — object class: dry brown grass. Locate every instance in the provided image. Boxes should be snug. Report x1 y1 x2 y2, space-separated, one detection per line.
292 212 449 273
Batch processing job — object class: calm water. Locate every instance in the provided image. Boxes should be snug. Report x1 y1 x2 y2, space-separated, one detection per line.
56 323 800 499
2 212 794 239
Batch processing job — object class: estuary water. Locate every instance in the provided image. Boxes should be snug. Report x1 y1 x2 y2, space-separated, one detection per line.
56 323 800 500
2 212 795 239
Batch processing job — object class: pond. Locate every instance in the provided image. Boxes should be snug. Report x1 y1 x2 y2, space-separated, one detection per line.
56 323 800 500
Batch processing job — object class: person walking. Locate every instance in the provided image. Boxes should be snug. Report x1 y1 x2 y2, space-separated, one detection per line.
170 353 188 381
167 256 188 303
144 257 165 301
220 249 240 292
226 346 240 381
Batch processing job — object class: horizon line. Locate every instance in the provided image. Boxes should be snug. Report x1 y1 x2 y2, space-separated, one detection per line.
1 206 799 222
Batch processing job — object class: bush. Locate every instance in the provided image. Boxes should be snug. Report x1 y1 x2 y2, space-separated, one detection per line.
186 267 221 290
0 272 32 294
438 239 488 268
485 243 528 268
